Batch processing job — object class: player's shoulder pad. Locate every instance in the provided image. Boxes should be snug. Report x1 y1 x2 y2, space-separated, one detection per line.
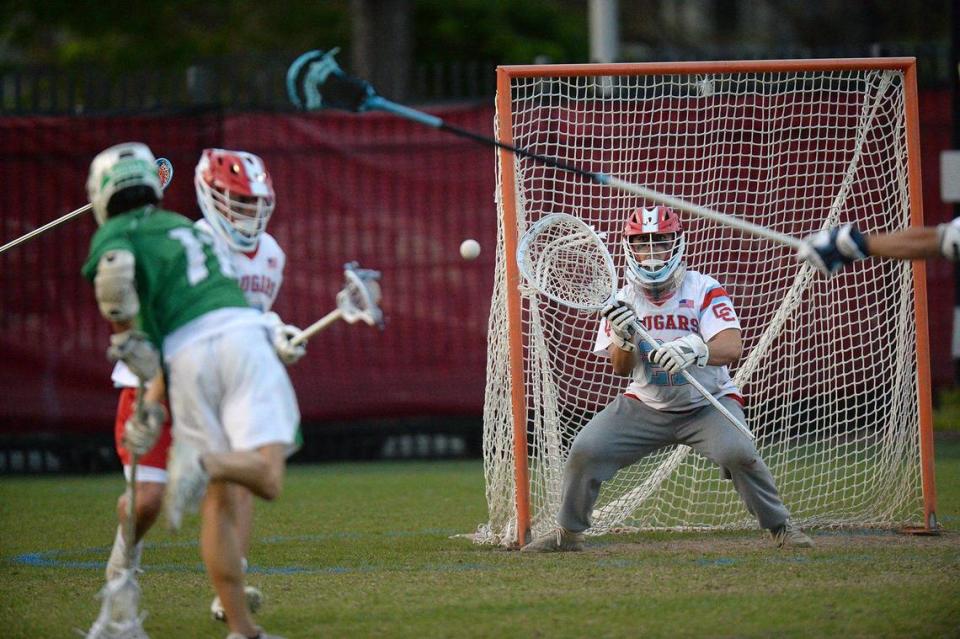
259 231 284 256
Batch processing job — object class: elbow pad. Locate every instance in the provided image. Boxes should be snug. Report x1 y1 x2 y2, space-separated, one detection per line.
94 249 140 322
938 222 960 261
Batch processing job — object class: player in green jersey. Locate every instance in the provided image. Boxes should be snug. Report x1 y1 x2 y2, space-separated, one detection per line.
83 142 295 639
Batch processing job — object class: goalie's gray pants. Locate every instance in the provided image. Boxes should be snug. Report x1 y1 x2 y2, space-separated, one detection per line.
556 394 789 533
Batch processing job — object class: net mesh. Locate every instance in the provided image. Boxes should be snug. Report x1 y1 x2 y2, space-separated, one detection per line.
479 64 924 544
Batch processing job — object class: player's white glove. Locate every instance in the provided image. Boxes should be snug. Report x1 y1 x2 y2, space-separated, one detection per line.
938 222 960 261
796 223 869 277
601 301 638 352
123 400 166 456
650 334 709 373
264 312 307 365
107 330 160 382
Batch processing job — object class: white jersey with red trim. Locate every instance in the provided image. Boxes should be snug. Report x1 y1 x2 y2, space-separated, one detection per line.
593 269 741 412
111 220 286 388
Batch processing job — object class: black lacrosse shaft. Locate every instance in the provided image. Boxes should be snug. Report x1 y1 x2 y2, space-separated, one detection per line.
436 122 606 185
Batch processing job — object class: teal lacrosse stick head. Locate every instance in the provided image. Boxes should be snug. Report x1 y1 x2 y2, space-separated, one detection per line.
286 47 377 113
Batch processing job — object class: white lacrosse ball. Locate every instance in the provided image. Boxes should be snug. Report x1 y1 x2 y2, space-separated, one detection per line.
460 239 481 260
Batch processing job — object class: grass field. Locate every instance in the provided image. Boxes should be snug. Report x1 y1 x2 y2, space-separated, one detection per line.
2 441 959 638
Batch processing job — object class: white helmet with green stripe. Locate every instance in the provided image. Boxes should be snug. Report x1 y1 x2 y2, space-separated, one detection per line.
87 142 163 225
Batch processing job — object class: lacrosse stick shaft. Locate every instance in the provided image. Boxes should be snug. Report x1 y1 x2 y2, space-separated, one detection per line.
291 308 342 346
124 382 146 568
631 321 754 439
0 204 92 254
368 96 800 250
0 157 173 256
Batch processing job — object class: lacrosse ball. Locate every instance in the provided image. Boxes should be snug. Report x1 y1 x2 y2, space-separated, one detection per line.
460 239 481 260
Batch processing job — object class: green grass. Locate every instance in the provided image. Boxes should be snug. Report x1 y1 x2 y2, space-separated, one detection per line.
2 444 959 638
935 388 960 431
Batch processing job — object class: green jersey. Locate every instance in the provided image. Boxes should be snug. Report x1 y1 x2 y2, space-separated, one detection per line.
82 206 249 347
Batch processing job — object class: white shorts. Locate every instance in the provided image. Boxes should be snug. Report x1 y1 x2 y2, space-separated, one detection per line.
166 324 300 454
123 464 168 483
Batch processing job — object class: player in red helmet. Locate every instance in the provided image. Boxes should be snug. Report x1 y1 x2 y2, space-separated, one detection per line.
622 205 686 303
196 149 276 252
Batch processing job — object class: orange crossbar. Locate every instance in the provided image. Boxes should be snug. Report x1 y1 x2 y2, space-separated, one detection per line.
498 57 919 79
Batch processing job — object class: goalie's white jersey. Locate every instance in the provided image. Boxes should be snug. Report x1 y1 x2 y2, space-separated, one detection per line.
111 220 286 388
594 270 742 412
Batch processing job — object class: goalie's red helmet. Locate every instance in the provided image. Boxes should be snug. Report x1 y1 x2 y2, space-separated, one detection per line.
195 148 276 252
622 206 686 301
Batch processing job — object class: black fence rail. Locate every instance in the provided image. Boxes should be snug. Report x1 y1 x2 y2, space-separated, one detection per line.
0 42 948 116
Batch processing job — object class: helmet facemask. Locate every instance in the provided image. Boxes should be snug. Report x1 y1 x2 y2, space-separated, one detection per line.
622 206 686 302
195 149 275 252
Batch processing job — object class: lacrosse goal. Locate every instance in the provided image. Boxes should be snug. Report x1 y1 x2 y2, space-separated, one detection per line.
479 58 936 546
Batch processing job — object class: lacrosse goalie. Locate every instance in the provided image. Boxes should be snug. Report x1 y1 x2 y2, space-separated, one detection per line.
521 206 813 553
82 141 296 639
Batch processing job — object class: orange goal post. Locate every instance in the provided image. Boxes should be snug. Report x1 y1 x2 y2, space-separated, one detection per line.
478 58 936 547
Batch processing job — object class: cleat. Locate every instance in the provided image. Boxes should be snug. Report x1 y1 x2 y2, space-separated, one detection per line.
211 586 264 622
520 527 584 553
771 520 814 549
163 438 208 532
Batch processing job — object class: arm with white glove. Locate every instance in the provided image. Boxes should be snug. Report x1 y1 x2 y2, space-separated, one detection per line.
796 223 870 276
264 312 307 365
601 301 640 376
650 328 742 374
650 333 710 374
122 372 168 456
107 329 161 382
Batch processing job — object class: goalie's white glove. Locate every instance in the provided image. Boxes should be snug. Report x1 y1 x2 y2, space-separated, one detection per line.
797 223 869 277
123 400 167 456
107 330 160 382
264 312 307 365
601 300 638 352
650 334 709 374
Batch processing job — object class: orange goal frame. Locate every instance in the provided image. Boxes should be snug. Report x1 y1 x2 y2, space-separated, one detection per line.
494 57 937 547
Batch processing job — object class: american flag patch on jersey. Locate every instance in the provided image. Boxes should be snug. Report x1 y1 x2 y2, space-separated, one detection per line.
678 298 694 309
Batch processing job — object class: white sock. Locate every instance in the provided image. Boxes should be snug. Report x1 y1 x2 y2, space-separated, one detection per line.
105 525 144 581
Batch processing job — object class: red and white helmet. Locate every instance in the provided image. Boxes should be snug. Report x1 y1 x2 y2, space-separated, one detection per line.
195 148 275 251
622 206 685 300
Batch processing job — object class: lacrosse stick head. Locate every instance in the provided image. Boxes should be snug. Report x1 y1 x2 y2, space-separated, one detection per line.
84 570 147 639
87 142 164 226
336 261 384 329
517 213 619 311
287 48 377 113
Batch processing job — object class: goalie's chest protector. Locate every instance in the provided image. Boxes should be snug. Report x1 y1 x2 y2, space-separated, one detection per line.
595 270 741 411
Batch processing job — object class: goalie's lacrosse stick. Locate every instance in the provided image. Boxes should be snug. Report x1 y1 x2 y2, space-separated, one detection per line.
2 157 174 255
82 380 149 639
286 49 803 251
517 213 753 440
290 261 384 346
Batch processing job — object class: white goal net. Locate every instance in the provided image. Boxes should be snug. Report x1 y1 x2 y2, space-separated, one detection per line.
479 60 933 545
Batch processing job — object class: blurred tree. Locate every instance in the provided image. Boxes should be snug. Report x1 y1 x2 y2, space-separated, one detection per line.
413 0 587 63
0 0 587 71
0 0 351 70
